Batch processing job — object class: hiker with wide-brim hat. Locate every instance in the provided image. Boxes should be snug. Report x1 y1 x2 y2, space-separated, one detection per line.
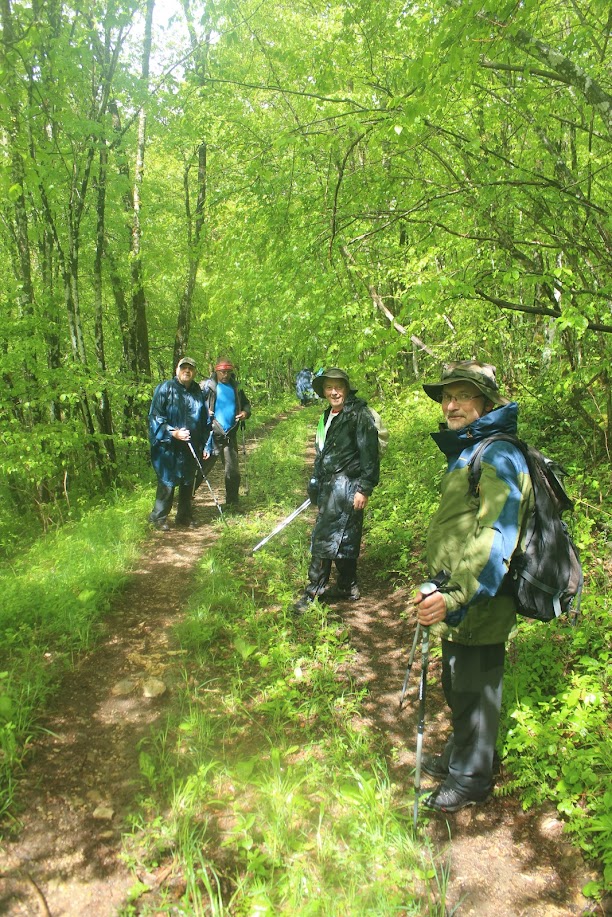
408 359 531 816
292 367 380 614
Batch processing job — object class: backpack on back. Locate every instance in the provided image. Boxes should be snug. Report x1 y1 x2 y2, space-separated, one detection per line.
316 406 389 458
468 434 583 624
368 407 389 458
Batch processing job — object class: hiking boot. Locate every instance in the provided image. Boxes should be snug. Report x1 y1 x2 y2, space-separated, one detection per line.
423 783 490 814
421 754 450 780
151 518 170 532
324 584 360 602
175 519 199 528
291 595 314 616
422 753 502 780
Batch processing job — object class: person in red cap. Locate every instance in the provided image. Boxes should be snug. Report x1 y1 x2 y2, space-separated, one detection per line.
200 359 252 507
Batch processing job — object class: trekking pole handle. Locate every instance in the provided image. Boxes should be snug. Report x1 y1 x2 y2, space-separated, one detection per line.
418 570 450 598
419 581 441 598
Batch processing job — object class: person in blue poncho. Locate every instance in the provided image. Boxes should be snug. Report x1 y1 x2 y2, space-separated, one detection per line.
148 357 211 531
295 368 319 405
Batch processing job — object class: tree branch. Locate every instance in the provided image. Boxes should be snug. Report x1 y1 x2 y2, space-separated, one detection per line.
339 244 436 353
199 76 371 111
475 288 612 334
479 58 571 85
509 28 612 136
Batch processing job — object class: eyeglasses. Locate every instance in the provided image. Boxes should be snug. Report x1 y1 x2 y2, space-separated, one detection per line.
441 391 483 405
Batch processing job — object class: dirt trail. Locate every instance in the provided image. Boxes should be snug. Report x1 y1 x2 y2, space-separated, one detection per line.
0 415 605 916
0 499 221 917
339 561 603 916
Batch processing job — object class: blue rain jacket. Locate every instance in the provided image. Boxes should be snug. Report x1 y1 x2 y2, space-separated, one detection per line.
149 378 211 487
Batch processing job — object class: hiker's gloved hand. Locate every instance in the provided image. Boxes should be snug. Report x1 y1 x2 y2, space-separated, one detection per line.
307 478 320 504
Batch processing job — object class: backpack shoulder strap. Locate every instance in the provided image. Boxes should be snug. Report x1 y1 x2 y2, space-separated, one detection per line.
468 434 574 514
467 433 526 496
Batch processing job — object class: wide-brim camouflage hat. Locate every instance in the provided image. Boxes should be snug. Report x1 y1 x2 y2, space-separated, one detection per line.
312 368 353 398
422 360 509 405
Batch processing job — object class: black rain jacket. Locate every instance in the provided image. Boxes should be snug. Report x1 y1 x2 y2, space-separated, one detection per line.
310 395 379 559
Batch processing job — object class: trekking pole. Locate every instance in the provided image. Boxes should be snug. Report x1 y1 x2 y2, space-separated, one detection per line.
187 441 229 528
240 421 249 494
413 620 431 831
252 499 312 553
409 572 450 831
399 623 421 711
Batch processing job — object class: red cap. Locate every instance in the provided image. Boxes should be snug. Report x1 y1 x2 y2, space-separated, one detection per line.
215 360 234 371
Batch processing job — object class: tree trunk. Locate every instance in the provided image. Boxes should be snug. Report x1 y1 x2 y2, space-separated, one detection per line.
130 0 155 378
174 142 207 364
93 141 118 470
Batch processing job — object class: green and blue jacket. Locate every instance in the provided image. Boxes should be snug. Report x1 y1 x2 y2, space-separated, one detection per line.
426 402 534 645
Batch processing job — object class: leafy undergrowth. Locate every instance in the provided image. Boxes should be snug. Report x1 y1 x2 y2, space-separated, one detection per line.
121 404 448 915
124 391 610 911
500 600 611 899
0 396 293 824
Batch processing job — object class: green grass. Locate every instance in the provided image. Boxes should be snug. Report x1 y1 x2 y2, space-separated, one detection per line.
121 403 449 914
1 388 610 908
0 490 152 818
0 395 295 823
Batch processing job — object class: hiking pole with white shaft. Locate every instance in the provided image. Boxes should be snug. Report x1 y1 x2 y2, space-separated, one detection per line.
252 498 311 553
399 569 450 711
411 573 450 830
186 441 229 528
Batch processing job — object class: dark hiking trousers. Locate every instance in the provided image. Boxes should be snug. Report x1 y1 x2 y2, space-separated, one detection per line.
439 639 505 797
149 480 194 525
304 556 358 600
203 433 241 504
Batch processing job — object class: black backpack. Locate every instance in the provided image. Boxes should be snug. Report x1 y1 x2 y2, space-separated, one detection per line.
468 434 583 624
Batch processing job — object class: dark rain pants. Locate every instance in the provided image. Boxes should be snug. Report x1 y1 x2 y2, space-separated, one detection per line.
149 480 194 525
438 640 505 797
202 433 241 504
304 555 358 600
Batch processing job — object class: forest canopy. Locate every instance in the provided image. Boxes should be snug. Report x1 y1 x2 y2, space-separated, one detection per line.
0 0 611 536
